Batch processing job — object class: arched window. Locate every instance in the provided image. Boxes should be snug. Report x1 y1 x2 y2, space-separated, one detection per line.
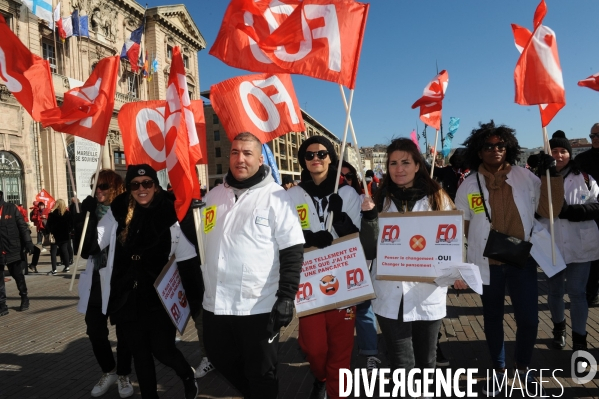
0 151 24 204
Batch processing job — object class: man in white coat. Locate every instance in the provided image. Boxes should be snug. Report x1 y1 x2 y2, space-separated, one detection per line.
201 132 305 399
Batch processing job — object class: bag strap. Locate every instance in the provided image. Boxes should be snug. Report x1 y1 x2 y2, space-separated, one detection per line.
475 173 492 224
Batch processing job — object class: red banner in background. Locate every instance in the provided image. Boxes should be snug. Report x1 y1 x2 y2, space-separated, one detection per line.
210 73 305 143
35 189 55 210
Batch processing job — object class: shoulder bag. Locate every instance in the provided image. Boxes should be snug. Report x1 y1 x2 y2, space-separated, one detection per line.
476 173 532 268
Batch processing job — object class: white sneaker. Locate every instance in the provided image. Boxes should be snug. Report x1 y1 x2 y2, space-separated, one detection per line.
40 248 47 253
91 372 118 397
194 357 215 378
117 375 134 398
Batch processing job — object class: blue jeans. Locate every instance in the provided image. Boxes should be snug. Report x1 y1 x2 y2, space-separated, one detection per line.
481 257 539 369
548 261 591 335
355 300 378 356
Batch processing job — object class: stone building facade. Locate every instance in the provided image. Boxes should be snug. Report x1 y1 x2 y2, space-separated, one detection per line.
0 0 205 205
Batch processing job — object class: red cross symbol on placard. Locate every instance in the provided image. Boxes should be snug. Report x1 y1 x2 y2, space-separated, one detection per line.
410 235 426 252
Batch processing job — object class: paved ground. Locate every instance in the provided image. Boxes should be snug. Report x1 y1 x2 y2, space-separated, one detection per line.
1 249 599 398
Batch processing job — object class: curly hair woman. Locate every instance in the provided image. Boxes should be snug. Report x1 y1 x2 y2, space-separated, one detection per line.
455 121 563 395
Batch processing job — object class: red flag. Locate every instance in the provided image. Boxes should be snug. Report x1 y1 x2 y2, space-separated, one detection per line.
210 0 369 89
578 72 599 92
164 46 203 221
36 189 55 211
54 3 66 41
0 15 57 121
210 73 305 143
40 56 119 145
511 21 564 127
118 100 207 171
513 0 565 109
411 70 448 130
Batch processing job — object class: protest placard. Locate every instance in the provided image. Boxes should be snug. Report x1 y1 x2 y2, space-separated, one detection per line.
296 233 375 317
154 256 191 334
377 211 464 282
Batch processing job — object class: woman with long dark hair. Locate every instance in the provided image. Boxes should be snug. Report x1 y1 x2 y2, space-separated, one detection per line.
46 199 72 275
360 138 467 395
92 164 202 399
455 121 563 395
76 169 134 398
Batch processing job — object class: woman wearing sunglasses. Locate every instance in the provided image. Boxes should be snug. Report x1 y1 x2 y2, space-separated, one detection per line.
287 136 362 399
84 164 201 399
74 169 134 398
455 121 563 395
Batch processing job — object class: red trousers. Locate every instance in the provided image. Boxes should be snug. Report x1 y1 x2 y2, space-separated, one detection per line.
298 307 356 399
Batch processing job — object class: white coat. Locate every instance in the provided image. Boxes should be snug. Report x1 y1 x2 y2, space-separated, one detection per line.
539 172 599 264
455 166 553 285
371 196 451 322
286 185 362 236
77 209 196 315
201 182 305 316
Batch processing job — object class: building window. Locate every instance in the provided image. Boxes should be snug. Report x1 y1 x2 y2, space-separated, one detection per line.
127 74 138 98
188 91 194 100
215 147 221 158
167 45 173 59
183 55 189 68
42 42 57 73
0 151 24 204
114 151 126 165
216 164 222 174
214 130 220 141
213 114 219 125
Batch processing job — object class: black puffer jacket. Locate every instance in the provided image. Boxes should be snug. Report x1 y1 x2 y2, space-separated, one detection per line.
0 201 32 264
46 209 73 244
107 191 202 325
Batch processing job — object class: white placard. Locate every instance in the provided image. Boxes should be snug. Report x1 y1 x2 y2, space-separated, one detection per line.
296 233 375 317
376 211 464 281
154 257 191 334
74 136 101 200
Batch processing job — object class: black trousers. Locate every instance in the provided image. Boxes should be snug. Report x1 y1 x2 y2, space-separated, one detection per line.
20 246 40 275
586 258 599 301
85 303 132 375
120 309 193 399
203 310 279 399
50 241 70 271
0 260 28 305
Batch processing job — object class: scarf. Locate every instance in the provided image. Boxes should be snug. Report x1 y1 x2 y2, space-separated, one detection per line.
92 203 111 272
479 162 511 189
298 166 339 199
225 165 267 189
378 178 435 213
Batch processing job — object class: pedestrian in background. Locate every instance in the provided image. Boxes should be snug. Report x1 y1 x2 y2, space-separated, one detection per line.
46 199 73 275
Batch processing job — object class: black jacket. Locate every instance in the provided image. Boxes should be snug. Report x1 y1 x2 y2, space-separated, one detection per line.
0 201 32 264
107 191 202 325
575 148 599 184
46 209 73 243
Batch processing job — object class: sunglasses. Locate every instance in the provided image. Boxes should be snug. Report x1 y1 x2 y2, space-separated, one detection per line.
590 133 599 139
341 172 355 180
304 150 329 161
482 143 506 152
91 183 110 191
129 180 155 191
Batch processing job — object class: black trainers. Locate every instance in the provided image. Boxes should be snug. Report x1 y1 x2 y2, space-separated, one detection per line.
183 369 198 399
0 303 8 316
309 379 326 399
62 267 70 273
20 296 29 311
514 368 545 397
482 370 506 397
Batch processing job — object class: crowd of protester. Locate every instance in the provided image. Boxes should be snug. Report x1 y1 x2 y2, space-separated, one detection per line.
3 120 599 399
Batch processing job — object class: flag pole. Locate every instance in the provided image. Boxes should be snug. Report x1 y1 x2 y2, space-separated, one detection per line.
338 85 369 196
430 129 439 178
69 145 104 291
59 132 79 213
327 88 354 232
542 126 556 265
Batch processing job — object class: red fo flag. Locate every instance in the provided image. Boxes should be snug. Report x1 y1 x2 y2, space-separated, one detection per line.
512 21 564 127
36 189 55 210
118 100 207 172
411 70 448 130
210 0 369 89
40 56 119 144
210 73 305 143
0 15 57 121
513 0 565 112
164 46 203 221
578 72 599 92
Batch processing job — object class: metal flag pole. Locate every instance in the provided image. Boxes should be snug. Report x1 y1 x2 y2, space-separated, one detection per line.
69 146 103 291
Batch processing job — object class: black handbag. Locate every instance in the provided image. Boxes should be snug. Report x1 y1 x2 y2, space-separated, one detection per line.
476 174 533 268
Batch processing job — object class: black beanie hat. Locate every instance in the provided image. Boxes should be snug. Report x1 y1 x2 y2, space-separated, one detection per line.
125 164 159 189
549 130 572 157
298 136 338 170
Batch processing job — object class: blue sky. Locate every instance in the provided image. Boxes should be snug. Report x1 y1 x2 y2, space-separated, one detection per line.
145 0 599 150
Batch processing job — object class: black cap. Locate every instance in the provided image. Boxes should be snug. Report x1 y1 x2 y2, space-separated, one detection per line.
298 136 338 170
549 130 572 157
125 164 158 189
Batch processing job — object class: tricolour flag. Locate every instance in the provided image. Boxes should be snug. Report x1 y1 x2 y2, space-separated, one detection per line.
120 24 144 73
54 2 66 41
